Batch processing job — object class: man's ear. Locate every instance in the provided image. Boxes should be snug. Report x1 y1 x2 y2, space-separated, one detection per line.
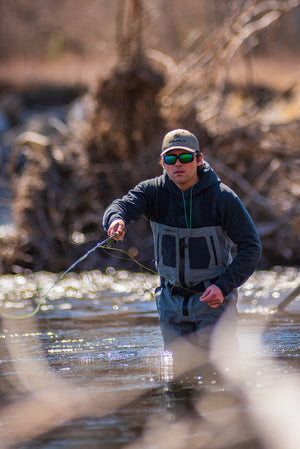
196 153 203 166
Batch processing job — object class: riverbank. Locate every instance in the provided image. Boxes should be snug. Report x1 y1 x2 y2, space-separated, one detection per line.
1 69 300 271
1 46 300 272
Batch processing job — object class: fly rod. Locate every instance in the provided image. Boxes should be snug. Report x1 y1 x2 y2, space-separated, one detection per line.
48 233 118 292
1 234 118 319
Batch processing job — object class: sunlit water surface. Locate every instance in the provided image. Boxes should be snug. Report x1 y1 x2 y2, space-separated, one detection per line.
0 267 299 449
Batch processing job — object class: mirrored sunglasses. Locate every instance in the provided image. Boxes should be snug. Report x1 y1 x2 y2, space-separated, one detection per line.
163 153 195 165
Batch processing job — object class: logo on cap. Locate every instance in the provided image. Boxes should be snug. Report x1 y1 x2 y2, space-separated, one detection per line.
170 134 185 144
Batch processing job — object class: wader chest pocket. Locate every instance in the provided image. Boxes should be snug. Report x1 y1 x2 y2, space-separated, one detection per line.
188 237 210 269
162 234 176 268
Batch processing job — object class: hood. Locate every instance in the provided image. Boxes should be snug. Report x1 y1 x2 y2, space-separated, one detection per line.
197 161 220 192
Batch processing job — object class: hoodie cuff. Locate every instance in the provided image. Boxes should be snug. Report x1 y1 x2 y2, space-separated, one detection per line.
214 280 232 298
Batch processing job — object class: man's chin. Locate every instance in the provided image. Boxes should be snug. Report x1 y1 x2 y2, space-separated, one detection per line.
173 174 186 182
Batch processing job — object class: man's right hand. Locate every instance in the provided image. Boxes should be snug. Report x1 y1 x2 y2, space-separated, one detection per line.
107 219 126 241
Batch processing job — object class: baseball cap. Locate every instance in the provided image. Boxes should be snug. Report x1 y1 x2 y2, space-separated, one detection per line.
161 129 199 155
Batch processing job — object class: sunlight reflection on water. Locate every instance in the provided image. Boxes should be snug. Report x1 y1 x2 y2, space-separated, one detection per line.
0 267 299 316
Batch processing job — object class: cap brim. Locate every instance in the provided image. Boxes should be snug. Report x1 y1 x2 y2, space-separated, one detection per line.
161 146 197 156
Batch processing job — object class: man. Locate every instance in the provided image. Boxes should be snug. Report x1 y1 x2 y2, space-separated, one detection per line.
103 129 261 354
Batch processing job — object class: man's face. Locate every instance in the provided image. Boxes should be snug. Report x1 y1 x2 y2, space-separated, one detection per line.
162 149 203 191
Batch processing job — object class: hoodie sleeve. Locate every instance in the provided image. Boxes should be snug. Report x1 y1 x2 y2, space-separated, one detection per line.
213 186 262 297
102 180 156 231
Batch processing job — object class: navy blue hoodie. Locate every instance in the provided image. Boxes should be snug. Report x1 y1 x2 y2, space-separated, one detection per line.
103 162 262 296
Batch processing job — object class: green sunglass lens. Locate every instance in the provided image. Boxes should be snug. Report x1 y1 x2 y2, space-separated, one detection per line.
164 155 176 164
179 154 193 163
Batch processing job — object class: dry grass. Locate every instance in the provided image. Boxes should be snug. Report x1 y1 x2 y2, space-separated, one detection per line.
228 54 300 89
1 52 300 91
0 54 116 88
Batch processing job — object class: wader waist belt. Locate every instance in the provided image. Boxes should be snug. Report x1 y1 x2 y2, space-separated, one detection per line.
162 277 219 297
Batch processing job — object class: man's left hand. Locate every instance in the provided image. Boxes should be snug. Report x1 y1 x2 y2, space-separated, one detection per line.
199 285 224 308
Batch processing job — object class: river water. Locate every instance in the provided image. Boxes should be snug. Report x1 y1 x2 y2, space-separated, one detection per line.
0 267 299 449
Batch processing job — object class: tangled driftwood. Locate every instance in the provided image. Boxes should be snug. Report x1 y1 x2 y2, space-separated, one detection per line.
209 121 300 265
4 59 167 273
